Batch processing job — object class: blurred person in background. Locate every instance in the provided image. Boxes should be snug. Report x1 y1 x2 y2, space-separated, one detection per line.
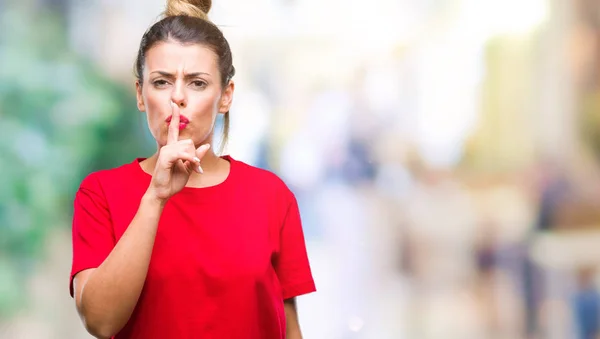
572 267 600 339
68 0 315 338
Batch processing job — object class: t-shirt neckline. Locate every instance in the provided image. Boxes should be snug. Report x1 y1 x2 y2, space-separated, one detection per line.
132 155 236 198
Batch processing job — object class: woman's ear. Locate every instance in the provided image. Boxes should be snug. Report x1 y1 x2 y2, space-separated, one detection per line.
136 80 146 112
218 80 235 114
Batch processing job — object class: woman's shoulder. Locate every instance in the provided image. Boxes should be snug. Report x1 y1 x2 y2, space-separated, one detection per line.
78 159 144 192
229 156 294 196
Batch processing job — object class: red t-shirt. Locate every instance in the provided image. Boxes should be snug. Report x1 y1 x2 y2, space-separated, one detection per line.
70 155 316 338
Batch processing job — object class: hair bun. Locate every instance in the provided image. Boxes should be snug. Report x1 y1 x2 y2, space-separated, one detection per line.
165 0 212 20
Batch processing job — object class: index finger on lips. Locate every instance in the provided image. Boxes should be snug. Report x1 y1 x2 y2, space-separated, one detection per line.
167 101 180 145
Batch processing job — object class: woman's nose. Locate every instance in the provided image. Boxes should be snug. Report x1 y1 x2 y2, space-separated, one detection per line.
171 83 186 108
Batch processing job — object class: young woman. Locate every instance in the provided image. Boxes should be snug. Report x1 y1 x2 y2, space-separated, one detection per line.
69 1 316 338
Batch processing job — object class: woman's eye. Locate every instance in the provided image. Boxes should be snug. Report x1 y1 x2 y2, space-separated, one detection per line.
192 80 207 88
153 80 169 87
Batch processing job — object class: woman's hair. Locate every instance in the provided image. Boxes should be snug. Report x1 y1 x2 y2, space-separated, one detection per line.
135 0 235 148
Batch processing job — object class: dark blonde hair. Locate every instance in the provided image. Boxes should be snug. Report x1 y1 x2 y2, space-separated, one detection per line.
135 0 235 148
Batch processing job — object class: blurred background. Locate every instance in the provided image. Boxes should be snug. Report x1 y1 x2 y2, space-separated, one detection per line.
4 0 600 338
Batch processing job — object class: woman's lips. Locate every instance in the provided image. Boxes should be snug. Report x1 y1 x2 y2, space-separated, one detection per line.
165 115 190 123
165 115 190 130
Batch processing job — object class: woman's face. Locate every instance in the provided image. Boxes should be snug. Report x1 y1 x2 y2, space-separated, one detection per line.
136 41 234 147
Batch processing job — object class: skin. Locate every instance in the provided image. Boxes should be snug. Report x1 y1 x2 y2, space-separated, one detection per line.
72 41 302 338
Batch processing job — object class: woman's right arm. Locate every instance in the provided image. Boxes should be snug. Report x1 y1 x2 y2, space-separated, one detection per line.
73 102 209 338
73 192 165 338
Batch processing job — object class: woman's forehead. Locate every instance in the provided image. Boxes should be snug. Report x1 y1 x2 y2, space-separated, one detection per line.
145 41 218 74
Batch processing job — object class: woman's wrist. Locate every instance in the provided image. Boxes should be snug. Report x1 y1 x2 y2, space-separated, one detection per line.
142 188 168 209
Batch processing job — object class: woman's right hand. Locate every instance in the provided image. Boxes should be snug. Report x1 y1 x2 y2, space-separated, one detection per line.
148 102 210 202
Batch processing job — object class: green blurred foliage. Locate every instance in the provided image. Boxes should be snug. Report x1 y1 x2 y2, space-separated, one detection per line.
580 91 600 158
0 3 154 317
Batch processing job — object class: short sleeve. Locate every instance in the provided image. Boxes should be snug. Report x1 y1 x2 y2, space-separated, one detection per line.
69 174 115 297
273 193 316 300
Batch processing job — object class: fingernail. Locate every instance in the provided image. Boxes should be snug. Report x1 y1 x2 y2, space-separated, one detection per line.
193 157 200 163
171 101 176 109
198 165 204 174
202 144 211 151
